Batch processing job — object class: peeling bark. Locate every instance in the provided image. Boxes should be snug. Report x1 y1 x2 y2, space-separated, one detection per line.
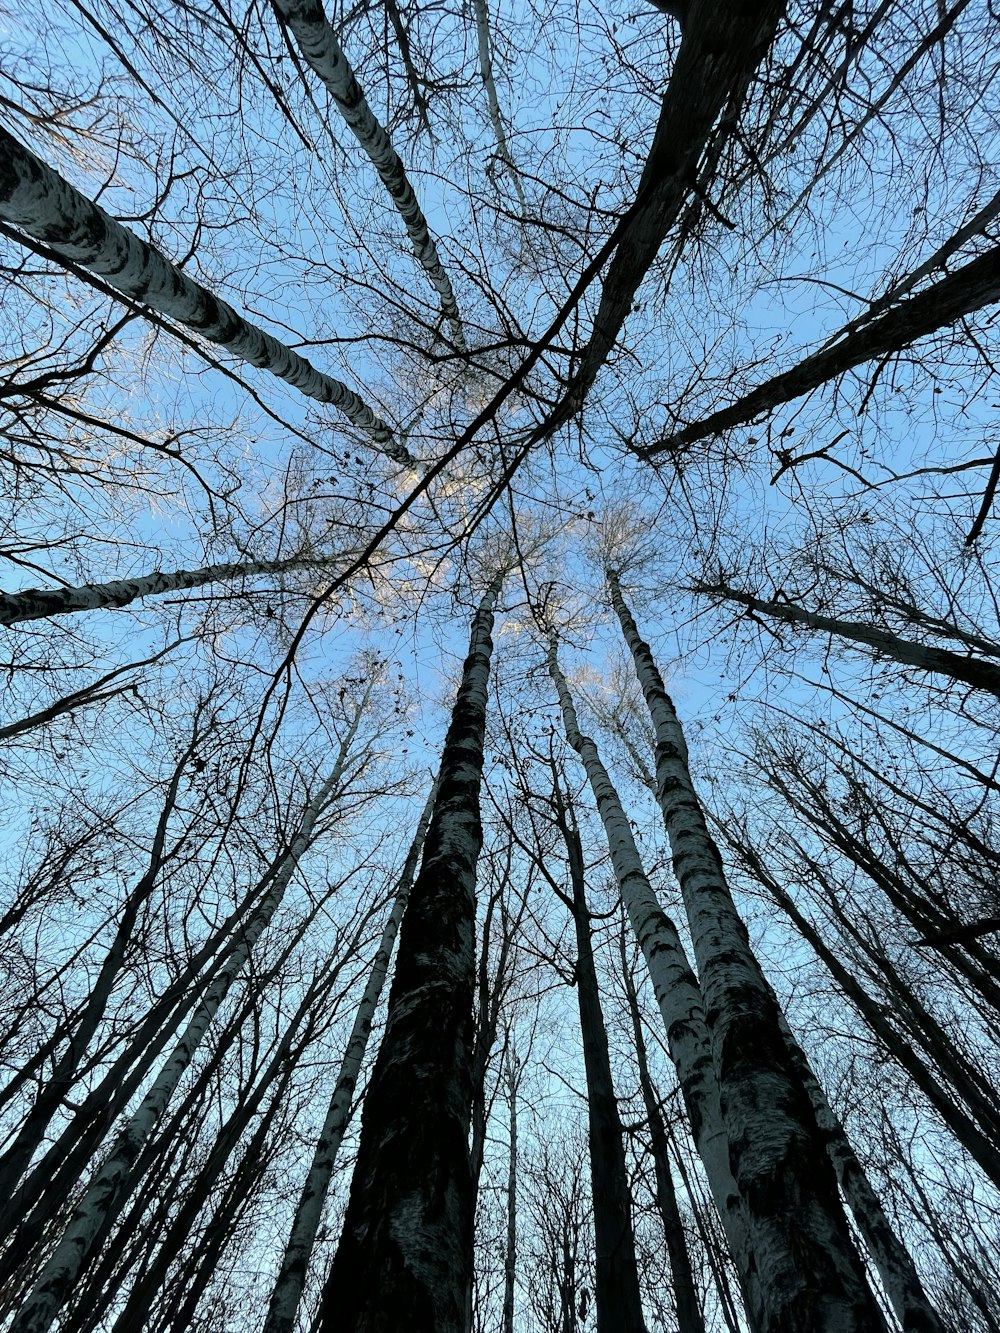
320 576 504 1333
607 569 887 1333
0 127 411 464
272 0 466 348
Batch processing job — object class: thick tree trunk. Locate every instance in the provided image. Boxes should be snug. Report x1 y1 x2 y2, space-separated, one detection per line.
566 0 787 410
0 552 337 625
545 641 754 1319
606 569 887 1333
559 807 647 1333
262 785 435 1333
697 581 1000 698
271 0 465 348
9 732 359 1333
643 244 1000 458
777 1016 947 1333
619 923 705 1333
0 128 410 463
319 576 504 1333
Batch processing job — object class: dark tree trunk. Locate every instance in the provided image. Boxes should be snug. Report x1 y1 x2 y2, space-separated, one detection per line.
558 802 647 1333
319 576 503 1333
618 923 705 1333
644 244 1000 457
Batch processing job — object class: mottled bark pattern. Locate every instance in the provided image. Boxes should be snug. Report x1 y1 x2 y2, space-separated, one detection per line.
0 554 334 625
645 244 1000 457
272 0 465 347
546 643 753 1309
620 928 706 1333
0 128 410 463
320 579 502 1333
778 1017 946 1333
607 570 887 1333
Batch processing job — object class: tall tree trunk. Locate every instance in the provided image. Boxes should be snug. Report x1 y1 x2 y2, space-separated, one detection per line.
556 793 647 1333
271 0 465 348
0 128 409 462
696 580 1000 698
67 963 336 1333
502 1050 518 1333
9 724 362 1333
262 784 436 1333
777 1016 947 1333
471 0 527 209
0 552 338 625
0 715 210 1204
545 640 754 1321
319 575 504 1333
564 0 787 412
606 568 887 1333
618 921 706 1333
642 244 1000 458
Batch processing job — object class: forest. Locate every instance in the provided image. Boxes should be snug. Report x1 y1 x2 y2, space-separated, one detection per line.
0 0 998 1329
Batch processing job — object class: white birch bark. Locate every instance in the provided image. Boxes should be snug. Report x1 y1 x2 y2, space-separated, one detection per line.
606 568 887 1333
10 704 368 1333
0 553 338 625
0 127 412 465
545 640 753 1302
262 783 436 1333
778 1016 947 1333
696 580 1000 698
321 574 504 1333
272 0 466 349
471 0 527 210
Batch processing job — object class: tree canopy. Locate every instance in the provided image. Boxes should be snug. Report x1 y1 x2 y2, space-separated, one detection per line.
1 0 999 1329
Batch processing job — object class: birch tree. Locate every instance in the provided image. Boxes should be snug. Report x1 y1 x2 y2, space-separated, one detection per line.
0 128 411 463
0 550 345 625
319 573 504 1333
605 567 888 1332
262 782 436 1333
8 687 374 1333
544 636 755 1320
